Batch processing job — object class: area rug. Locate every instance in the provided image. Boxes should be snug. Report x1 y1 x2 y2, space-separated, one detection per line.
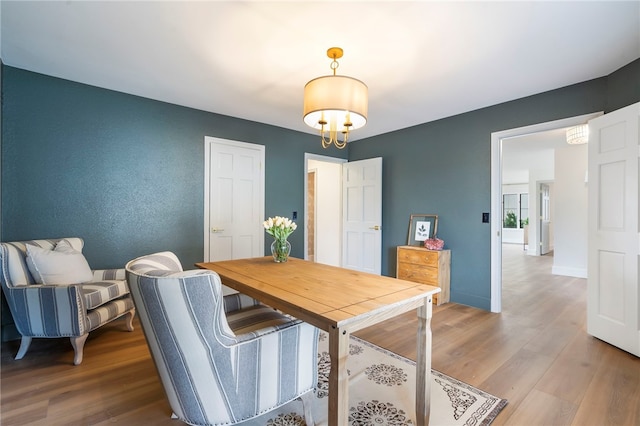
245 332 507 425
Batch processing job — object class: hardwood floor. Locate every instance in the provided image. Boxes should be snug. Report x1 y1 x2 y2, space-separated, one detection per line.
359 244 640 426
2 245 638 425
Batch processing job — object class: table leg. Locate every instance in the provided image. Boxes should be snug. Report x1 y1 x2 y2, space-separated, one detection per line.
416 296 433 426
328 326 350 426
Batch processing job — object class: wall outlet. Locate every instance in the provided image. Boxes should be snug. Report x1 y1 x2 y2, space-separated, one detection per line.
292 211 297 220
482 212 490 223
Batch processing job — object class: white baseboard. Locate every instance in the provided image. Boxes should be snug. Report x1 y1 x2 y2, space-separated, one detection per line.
552 265 587 278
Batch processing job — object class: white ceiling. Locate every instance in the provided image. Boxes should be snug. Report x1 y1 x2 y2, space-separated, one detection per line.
502 127 568 184
1 1 638 141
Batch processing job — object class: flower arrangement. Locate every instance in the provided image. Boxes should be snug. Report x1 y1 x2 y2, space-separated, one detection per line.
263 216 297 240
263 216 297 262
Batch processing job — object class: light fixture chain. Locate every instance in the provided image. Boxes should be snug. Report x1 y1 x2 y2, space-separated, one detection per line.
330 59 339 76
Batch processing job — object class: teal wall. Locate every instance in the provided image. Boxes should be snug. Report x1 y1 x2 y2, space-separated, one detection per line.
606 57 640 112
349 58 639 309
1 66 347 269
1 59 638 312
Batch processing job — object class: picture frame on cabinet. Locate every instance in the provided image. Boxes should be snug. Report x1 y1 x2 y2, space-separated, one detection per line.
407 214 438 246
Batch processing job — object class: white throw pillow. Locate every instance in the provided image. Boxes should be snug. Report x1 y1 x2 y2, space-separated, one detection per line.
26 240 94 285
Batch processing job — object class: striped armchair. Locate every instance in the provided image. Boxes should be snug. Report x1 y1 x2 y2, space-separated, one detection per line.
125 252 319 426
0 238 135 365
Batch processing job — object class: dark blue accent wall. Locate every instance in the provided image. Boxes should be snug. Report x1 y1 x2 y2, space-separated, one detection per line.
1 66 347 268
606 58 640 112
349 59 639 310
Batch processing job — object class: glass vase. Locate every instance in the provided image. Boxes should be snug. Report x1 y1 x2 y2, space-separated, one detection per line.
271 239 291 263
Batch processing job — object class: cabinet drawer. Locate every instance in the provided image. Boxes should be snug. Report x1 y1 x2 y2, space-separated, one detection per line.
397 248 438 267
397 262 438 285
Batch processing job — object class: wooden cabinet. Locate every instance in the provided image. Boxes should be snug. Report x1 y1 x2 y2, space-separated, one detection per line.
396 246 450 305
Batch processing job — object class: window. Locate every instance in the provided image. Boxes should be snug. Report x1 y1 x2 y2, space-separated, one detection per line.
503 192 528 229
520 194 529 228
503 194 518 228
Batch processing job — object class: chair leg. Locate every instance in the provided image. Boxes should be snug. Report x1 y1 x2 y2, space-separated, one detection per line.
71 334 89 365
15 336 32 360
300 391 315 426
125 308 136 332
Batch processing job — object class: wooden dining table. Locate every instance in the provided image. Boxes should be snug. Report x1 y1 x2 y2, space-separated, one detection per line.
196 256 440 426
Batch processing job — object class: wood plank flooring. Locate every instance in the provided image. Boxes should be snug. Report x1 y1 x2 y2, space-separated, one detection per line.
358 245 640 426
2 244 638 425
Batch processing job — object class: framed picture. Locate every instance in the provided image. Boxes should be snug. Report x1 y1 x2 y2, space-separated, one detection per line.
407 214 438 246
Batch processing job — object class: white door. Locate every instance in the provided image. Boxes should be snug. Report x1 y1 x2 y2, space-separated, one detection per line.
342 157 382 274
539 183 551 255
204 137 265 262
587 102 639 356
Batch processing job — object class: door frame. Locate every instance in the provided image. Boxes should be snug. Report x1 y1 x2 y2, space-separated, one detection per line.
304 153 347 262
204 137 265 262
490 112 602 312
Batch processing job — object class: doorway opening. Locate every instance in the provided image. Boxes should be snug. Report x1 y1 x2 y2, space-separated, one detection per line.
304 153 346 266
490 112 602 312
307 169 316 262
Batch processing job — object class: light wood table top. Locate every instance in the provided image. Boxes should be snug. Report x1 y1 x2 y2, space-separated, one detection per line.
196 256 440 426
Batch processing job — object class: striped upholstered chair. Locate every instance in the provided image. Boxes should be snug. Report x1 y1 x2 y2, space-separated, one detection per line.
125 251 319 426
0 238 136 365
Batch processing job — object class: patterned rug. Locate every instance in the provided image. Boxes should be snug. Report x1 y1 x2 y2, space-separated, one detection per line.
245 332 507 425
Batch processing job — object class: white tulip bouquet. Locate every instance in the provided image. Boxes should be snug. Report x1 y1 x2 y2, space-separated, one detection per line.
263 216 297 262
263 216 297 241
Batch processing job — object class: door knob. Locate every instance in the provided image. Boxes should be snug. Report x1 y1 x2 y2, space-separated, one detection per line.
211 228 224 233
369 225 381 231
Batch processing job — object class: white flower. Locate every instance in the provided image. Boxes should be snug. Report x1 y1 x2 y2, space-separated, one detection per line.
263 215 297 242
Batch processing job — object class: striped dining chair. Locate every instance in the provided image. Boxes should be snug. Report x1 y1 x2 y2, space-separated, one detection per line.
125 251 318 426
